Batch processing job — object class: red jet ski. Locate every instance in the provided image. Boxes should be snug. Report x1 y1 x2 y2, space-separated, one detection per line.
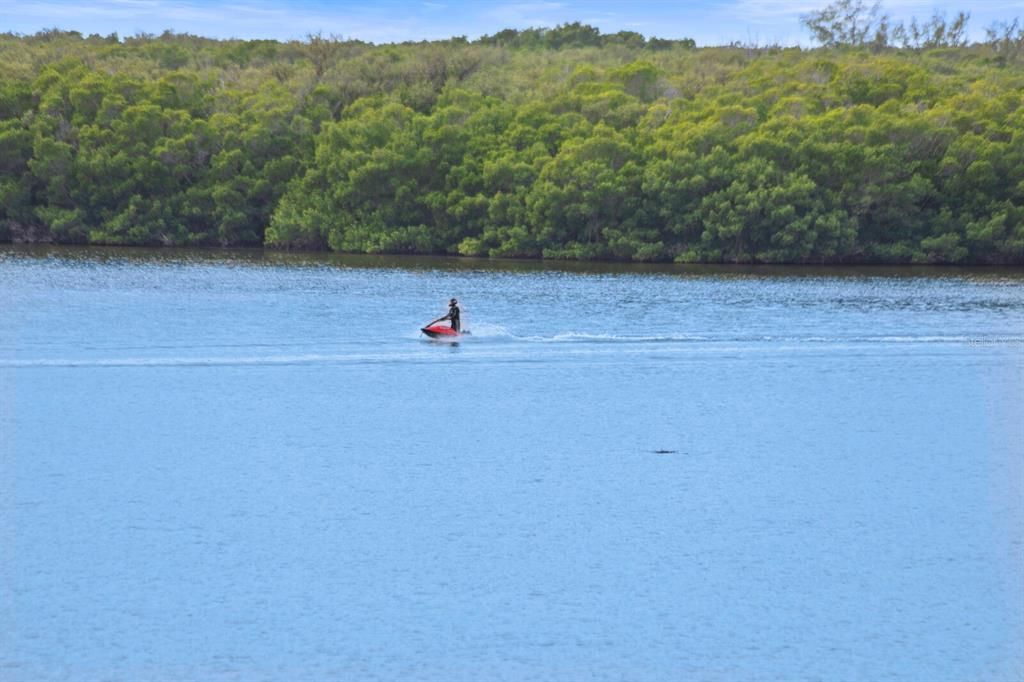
421 324 462 339
421 324 459 339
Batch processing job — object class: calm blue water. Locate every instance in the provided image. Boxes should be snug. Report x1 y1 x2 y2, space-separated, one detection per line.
2 246 1022 681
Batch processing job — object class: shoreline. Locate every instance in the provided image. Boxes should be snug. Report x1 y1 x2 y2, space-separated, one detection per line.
4 242 1022 277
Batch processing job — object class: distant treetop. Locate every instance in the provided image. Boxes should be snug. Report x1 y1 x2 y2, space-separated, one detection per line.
474 23 696 51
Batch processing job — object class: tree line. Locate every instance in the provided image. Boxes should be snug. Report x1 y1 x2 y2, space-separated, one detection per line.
1 3 1022 264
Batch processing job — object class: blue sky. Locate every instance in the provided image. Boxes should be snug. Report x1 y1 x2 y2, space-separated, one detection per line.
2 0 1021 45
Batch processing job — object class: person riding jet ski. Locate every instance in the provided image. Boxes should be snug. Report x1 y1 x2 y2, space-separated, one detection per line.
426 298 461 332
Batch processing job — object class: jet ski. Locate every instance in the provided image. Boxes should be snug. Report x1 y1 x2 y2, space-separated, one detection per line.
421 324 470 339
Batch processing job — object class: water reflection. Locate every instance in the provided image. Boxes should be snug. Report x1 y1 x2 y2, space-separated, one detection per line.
3 243 1021 281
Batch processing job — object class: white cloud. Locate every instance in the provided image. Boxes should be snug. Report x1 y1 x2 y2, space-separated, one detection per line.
482 1 567 27
731 0 929 19
1 0 417 42
730 0 1023 20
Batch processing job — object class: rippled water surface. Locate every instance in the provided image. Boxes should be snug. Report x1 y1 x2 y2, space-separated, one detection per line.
2 246 1022 681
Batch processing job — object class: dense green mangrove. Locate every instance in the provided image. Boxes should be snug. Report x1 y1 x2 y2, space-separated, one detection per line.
1 9 1022 263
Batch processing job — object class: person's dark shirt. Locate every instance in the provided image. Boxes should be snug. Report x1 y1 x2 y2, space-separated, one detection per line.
448 304 460 329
